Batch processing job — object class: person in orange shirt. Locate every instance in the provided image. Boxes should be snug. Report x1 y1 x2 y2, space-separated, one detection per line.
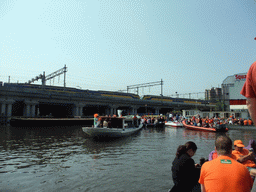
208 149 236 161
232 140 256 170
232 140 256 179
199 136 253 192
244 119 248 126
249 119 253 125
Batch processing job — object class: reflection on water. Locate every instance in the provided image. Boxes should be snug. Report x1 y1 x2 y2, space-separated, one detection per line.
182 129 228 141
1 125 256 191
0 126 86 174
82 136 136 155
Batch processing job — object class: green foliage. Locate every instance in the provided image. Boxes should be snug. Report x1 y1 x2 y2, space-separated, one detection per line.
214 99 225 111
171 110 182 114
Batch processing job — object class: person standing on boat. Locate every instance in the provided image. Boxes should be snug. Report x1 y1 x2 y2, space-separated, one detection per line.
94 114 100 128
103 118 108 128
170 141 200 192
169 113 173 121
199 135 253 192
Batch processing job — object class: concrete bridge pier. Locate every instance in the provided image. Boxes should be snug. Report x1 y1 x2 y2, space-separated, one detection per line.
0 100 6 116
7 100 15 117
105 107 110 115
155 107 160 115
132 106 138 115
0 99 15 117
24 100 39 117
110 104 118 116
73 103 83 117
79 104 84 117
73 104 78 117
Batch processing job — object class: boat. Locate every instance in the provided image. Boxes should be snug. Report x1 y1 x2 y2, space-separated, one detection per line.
182 121 228 132
226 124 255 130
82 116 143 138
165 121 183 127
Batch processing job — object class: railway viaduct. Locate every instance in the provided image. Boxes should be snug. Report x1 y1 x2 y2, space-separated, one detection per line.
0 83 215 118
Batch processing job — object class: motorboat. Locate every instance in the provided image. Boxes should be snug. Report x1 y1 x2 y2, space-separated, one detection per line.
182 121 228 132
82 115 143 138
165 121 183 127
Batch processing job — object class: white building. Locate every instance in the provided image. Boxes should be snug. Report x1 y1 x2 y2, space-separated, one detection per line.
183 72 250 119
222 73 247 111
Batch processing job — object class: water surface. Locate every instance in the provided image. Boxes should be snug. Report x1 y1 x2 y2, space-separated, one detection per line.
1 125 256 192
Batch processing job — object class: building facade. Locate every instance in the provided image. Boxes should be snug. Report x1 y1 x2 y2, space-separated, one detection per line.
221 73 247 111
205 87 222 101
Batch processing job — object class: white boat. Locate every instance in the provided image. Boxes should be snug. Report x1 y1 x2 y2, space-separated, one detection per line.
165 121 183 127
82 116 143 138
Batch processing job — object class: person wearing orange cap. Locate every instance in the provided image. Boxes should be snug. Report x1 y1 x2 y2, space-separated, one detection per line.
94 113 100 128
232 140 256 174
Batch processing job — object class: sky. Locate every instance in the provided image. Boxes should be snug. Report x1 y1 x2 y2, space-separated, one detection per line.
1 0 256 99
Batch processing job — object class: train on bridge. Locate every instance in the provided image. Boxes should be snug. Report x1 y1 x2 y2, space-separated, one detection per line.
0 83 215 120
1 83 214 104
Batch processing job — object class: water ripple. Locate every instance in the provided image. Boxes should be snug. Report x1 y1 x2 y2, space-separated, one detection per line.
0 126 255 191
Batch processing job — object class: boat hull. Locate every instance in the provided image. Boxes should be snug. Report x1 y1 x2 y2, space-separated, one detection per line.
165 121 183 127
82 124 143 138
226 124 255 130
145 122 165 128
182 121 228 132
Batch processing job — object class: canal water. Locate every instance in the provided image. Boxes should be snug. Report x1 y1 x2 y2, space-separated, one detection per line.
1 125 256 192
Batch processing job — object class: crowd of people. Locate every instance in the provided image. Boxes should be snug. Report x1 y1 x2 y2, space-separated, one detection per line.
170 137 256 192
184 114 254 128
94 112 254 130
140 115 165 126
167 111 254 128
170 61 256 191
93 113 139 128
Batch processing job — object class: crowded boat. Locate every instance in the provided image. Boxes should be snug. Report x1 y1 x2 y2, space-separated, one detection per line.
184 114 254 128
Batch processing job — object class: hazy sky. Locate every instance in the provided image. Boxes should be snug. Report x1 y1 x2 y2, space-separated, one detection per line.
1 0 256 99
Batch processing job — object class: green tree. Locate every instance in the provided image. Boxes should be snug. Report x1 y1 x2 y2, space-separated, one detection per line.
214 99 225 111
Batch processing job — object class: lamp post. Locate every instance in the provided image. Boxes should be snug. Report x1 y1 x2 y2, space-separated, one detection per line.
222 83 226 111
